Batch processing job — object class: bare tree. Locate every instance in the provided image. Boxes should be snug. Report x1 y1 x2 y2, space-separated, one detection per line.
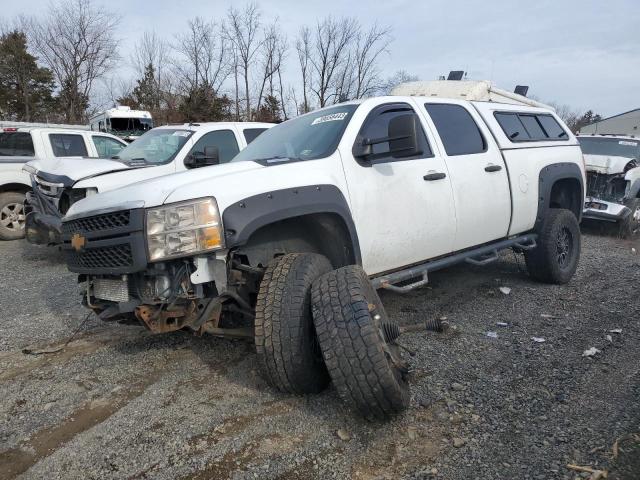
131 31 169 105
255 22 286 115
307 17 358 107
225 3 262 120
28 0 120 123
378 70 419 95
295 26 312 114
352 24 391 98
547 101 581 131
172 17 229 93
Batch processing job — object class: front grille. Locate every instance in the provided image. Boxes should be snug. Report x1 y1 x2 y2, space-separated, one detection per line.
63 208 146 275
63 210 131 235
67 244 133 270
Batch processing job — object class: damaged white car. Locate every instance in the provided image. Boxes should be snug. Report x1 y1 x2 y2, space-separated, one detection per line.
579 135 640 237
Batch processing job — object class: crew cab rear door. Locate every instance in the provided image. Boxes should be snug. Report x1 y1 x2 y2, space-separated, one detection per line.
422 101 511 251
341 101 457 275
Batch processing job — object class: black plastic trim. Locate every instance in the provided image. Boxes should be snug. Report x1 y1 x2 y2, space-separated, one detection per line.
535 162 584 229
223 184 361 264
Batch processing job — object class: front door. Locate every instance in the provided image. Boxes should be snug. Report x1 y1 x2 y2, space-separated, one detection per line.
341 102 457 275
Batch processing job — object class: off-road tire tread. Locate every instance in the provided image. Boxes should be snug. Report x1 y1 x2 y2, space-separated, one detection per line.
525 208 580 284
311 265 409 420
254 253 331 394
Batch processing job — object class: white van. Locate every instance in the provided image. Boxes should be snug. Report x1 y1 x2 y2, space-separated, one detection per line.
89 106 154 142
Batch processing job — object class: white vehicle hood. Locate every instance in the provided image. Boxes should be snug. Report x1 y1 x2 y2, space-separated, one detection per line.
584 154 634 175
25 156 134 184
65 161 265 219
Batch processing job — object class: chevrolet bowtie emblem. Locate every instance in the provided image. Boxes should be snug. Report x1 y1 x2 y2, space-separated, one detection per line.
71 233 86 251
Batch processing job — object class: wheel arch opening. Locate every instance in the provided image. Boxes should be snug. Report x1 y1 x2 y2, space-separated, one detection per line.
549 177 582 220
233 212 359 269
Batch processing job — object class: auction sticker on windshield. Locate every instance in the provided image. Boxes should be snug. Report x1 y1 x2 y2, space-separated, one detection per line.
312 112 349 125
619 141 638 146
172 131 191 137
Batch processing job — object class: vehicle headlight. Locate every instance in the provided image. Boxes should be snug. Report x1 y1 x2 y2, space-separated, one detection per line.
146 197 224 261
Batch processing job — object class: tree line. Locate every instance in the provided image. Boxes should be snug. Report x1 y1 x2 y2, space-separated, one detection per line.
0 0 411 125
0 0 600 129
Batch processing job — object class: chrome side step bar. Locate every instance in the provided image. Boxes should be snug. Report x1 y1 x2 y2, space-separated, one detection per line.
372 234 538 293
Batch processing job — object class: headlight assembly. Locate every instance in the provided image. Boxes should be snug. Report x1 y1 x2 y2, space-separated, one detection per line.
146 197 224 261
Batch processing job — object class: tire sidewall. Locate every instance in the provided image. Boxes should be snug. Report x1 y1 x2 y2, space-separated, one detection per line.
0 192 27 240
621 198 640 238
544 210 581 283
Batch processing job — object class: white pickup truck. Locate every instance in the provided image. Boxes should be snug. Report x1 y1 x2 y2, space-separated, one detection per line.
23 122 273 245
60 96 585 418
0 127 127 240
578 134 640 236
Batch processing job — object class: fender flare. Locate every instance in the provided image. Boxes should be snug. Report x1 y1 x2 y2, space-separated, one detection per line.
222 184 361 264
535 162 584 229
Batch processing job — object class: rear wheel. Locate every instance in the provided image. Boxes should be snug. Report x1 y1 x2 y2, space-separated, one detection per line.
254 253 332 394
0 192 26 240
311 265 410 420
525 209 581 284
620 198 640 238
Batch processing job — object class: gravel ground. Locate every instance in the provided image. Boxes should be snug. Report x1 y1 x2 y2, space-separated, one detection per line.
0 227 638 480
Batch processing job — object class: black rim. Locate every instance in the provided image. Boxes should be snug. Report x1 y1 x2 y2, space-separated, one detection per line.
556 227 573 268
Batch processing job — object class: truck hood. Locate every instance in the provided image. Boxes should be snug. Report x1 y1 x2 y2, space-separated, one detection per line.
65 161 265 219
584 154 634 175
25 157 134 186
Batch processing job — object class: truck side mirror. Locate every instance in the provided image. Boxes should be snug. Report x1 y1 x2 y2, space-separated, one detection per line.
387 113 419 158
185 145 220 168
204 146 219 164
353 113 420 161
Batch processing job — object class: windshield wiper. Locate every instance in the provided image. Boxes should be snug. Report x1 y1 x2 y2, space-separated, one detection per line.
252 155 301 164
125 157 152 167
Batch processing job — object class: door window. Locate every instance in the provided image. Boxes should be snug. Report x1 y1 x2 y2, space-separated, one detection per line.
424 103 486 156
356 104 432 162
93 135 126 158
0 132 35 156
243 128 267 144
50 134 88 157
188 130 239 163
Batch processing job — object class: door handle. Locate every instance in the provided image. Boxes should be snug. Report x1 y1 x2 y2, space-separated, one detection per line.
423 172 446 181
485 164 502 172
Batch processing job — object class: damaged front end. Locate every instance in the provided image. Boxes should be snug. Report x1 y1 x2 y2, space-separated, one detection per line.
62 202 259 338
583 156 640 222
24 174 88 245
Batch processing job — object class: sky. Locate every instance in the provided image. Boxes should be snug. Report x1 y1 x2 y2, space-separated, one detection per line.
3 0 639 118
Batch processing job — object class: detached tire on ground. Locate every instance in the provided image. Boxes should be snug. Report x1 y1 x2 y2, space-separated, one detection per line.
0 192 26 241
254 253 332 394
525 208 581 284
619 198 640 238
311 265 410 420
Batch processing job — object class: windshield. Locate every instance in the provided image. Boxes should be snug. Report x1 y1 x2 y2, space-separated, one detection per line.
578 137 640 159
114 128 193 165
232 104 359 164
109 117 153 134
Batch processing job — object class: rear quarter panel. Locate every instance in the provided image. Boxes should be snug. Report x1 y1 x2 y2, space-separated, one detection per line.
472 102 585 234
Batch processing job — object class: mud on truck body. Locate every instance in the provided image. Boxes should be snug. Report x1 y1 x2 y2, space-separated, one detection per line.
61 96 585 418
578 135 640 237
